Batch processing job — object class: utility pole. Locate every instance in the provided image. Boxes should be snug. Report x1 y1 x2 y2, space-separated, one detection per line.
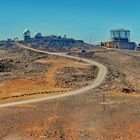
90 36 92 45
103 92 106 111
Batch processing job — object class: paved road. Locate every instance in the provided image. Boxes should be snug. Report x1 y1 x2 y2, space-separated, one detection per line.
0 43 107 108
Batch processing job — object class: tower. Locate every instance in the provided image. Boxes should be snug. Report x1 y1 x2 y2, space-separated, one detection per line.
24 29 31 42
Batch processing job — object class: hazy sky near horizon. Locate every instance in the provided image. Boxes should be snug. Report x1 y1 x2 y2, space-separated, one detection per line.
0 0 140 43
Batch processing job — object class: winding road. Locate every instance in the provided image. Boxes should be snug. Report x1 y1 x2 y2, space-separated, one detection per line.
0 43 107 108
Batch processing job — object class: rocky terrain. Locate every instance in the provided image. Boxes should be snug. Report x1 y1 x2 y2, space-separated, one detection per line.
79 49 140 94
0 45 140 140
55 66 97 89
0 43 97 103
0 46 50 82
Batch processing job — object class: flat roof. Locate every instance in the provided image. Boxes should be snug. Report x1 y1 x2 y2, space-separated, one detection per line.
111 29 130 32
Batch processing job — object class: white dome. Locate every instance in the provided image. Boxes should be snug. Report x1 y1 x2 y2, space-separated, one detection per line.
24 29 31 36
34 32 42 38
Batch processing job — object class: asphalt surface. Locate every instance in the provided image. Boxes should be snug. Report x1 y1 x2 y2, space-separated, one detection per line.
0 43 107 108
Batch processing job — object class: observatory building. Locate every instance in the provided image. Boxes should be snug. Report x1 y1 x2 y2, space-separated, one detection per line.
111 29 130 42
24 29 31 42
34 32 42 39
103 29 136 50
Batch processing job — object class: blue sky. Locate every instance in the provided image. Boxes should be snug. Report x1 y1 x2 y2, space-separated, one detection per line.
0 0 140 43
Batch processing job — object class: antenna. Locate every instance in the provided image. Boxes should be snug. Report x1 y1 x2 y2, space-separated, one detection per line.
103 92 106 111
90 36 92 45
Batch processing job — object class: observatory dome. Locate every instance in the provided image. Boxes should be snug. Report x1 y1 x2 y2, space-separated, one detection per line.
24 29 31 36
34 32 42 38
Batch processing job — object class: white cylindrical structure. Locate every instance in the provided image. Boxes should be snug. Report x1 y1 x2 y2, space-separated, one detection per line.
24 29 31 41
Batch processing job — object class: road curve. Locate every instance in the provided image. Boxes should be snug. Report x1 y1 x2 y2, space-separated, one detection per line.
0 43 107 108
